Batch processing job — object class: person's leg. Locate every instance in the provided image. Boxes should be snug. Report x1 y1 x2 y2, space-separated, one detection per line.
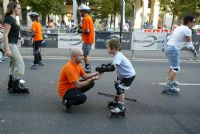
37 40 44 66
79 80 94 93
82 43 92 73
33 41 40 65
9 44 29 93
111 76 135 113
165 46 180 92
63 88 87 107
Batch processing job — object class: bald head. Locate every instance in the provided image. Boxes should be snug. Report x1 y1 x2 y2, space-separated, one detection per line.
70 47 82 57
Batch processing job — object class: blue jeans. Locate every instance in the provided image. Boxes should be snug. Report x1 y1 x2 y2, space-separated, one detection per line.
164 45 180 71
82 43 92 56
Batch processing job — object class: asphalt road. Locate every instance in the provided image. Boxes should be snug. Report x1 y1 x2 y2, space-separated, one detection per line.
0 56 200 134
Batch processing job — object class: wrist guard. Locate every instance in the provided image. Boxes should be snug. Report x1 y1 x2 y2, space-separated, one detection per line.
95 63 115 73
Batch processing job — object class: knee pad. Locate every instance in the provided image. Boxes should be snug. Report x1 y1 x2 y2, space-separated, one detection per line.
115 82 124 95
171 67 180 73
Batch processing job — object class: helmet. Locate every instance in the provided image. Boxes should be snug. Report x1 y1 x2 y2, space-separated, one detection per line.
78 5 90 12
29 12 39 17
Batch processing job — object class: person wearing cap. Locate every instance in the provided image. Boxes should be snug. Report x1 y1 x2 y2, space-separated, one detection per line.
162 15 198 95
78 5 94 73
29 12 44 69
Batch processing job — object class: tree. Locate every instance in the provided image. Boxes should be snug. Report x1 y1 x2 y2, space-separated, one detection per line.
158 0 200 29
19 0 66 25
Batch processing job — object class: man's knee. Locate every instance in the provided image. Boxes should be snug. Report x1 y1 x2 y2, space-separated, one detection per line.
77 94 87 105
71 94 87 105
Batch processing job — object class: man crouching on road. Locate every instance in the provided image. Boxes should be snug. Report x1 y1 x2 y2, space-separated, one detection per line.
58 48 101 112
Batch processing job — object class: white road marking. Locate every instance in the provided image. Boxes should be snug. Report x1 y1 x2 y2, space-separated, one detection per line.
21 56 200 63
159 83 200 86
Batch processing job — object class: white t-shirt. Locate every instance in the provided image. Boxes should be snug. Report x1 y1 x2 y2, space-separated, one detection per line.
113 51 136 78
167 25 192 49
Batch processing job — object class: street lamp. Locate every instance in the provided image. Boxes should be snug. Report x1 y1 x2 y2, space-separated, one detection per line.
120 0 125 43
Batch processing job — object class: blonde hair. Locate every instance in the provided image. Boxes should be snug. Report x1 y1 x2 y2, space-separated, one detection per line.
106 38 121 51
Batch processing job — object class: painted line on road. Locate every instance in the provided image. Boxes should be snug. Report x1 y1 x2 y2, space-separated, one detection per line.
159 83 200 86
21 56 200 63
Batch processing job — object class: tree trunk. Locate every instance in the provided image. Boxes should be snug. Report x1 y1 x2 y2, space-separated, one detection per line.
42 14 47 26
110 15 112 28
170 15 175 30
21 8 27 26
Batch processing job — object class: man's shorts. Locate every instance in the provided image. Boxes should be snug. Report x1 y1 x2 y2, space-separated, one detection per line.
82 43 92 56
164 45 180 70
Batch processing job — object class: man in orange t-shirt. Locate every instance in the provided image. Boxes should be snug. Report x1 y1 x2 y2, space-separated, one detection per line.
29 12 44 69
58 48 101 112
78 5 94 73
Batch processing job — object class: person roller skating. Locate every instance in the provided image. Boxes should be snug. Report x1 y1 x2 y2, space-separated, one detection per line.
162 15 198 95
105 38 136 116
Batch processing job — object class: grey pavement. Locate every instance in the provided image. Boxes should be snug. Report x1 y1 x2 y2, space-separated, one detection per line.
18 47 197 60
0 56 200 134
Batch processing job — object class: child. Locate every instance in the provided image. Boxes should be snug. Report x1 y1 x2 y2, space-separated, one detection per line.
105 38 136 114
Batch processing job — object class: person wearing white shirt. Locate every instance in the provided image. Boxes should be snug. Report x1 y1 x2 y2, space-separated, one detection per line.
162 15 197 94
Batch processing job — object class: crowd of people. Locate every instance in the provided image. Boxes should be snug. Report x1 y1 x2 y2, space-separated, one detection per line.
1 1 199 115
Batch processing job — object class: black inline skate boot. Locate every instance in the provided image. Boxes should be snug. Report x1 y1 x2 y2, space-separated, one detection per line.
9 79 30 94
7 75 14 93
107 96 119 108
110 105 126 117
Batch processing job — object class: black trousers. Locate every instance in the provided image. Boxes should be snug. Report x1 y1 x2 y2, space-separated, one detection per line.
63 81 94 105
33 40 42 64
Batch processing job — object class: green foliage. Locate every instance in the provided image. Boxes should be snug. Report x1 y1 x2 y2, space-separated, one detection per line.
91 0 135 19
19 0 66 15
158 0 200 17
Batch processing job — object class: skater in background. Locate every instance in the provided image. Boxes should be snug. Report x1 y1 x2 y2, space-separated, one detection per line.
58 48 101 112
78 5 95 73
29 12 44 69
163 15 198 94
105 38 136 114
3 1 29 93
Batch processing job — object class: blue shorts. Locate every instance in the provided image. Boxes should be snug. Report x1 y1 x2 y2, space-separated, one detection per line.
164 45 180 71
82 43 92 56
